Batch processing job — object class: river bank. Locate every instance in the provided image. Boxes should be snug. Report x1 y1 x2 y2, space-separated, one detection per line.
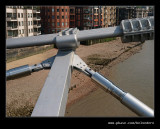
6 37 143 116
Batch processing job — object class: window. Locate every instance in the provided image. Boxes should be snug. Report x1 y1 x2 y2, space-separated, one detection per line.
57 29 61 32
52 22 54 26
57 9 59 12
29 29 30 33
31 29 33 32
48 15 50 18
19 21 21 26
52 15 55 19
66 9 67 12
62 9 64 12
62 22 64 26
7 13 12 18
21 13 23 18
52 8 54 12
8 30 12 36
57 22 60 26
28 21 30 26
66 22 67 26
13 13 17 18
62 16 64 19
22 29 24 34
66 15 67 18
28 13 30 18
19 30 21 34
18 13 20 18
57 16 59 19
31 13 32 18
31 21 32 25
52 29 55 33
33 21 37 25
21 21 23 26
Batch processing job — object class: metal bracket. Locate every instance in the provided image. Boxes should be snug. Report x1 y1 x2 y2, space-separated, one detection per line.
41 56 56 69
72 54 90 76
6 56 56 80
56 28 80 51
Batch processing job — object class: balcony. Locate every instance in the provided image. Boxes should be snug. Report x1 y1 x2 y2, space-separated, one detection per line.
6 16 17 21
33 24 41 28
33 16 41 21
36 10 40 13
83 23 91 27
33 31 41 36
83 17 91 20
7 25 18 30
33 10 40 13
83 9 90 14
94 12 98 15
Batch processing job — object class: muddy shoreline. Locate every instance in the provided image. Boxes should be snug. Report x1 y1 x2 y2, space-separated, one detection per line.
66 39 143 107
6 38 143 116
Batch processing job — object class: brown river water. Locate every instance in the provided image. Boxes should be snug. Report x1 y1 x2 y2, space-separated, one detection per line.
65 40 154 117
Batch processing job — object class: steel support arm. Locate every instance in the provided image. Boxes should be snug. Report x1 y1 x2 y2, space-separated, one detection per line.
6 56 56 80
77 26 123 41
6 33 58 49
31 50 74 116
6 27 123 49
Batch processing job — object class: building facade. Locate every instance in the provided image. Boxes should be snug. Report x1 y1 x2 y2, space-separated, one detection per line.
69 6 76 28
6 6 41 39
40 6 70 34
136 6 151 18
74 6 103 30
116 6 137 25
102 6 116 27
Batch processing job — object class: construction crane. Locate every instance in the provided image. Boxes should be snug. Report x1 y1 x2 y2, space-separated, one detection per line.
6 16 154 117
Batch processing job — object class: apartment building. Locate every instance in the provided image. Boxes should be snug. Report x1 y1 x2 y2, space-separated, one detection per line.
70 6 116 30
136 6 152 18
102 6 116 27
40 6 70 34
116 6 137 25
74 6 103 30
92 6 103 29
6 6 41 39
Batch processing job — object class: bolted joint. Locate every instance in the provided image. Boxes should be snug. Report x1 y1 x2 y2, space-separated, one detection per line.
55 28 80 51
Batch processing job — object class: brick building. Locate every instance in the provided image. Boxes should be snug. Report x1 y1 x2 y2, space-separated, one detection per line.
40 6 70 34
74 6 103 30
69 6 76 28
